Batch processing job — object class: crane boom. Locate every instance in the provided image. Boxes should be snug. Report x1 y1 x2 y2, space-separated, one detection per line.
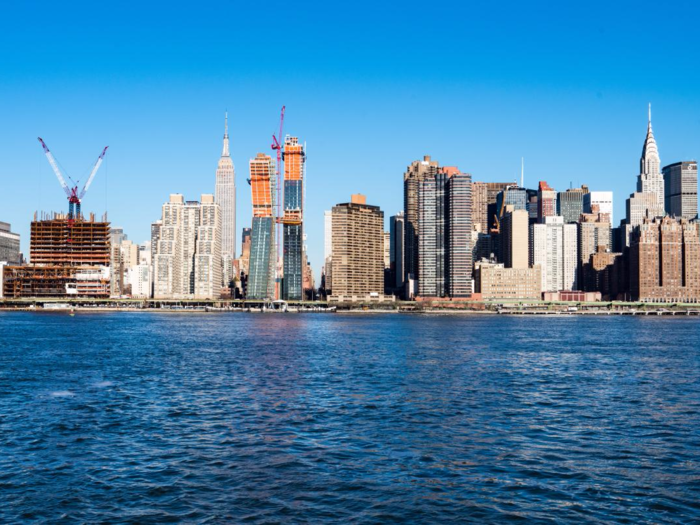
79 146 109 199
37 137 72 198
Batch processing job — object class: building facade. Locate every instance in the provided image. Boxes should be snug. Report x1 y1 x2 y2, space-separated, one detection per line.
0 222 20 264
578 209 612 290
557 186 588 223
537 181 557 222
584 191 613 226
663 161 698 219
389 212 405 293
500 205 529 269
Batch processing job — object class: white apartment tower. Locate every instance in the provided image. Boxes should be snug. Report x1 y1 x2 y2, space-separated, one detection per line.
636 105 664 218
153 194 222 299
215 113 236 260
531 216 578 292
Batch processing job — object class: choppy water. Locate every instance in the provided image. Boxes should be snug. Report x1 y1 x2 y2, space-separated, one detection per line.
1 312 700 523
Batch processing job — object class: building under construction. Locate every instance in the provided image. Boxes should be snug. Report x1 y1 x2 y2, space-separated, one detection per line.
282 136 305 301
2 213 111 298
247 153 276 300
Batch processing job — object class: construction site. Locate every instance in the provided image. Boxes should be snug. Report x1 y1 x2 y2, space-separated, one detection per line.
0 138 111 299
2 213 111 298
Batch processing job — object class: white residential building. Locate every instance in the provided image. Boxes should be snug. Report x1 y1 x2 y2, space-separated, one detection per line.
153 193 222 299
531 216 578 292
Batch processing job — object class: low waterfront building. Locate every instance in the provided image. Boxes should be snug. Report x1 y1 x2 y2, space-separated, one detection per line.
474 259 541 301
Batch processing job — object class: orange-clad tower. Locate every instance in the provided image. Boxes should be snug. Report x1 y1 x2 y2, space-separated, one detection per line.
282 136 305 300
247 153 277 299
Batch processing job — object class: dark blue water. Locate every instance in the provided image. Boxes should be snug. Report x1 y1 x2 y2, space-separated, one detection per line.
1 312 700 523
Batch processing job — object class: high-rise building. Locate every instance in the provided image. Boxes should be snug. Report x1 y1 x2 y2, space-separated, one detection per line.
330 194 384 300
578 208 612 290
418 170 447 297
248 153 276 300
389 212 405 292
152 194 222 299
531 216 578 292
583 191 613 226
495 186 528 224
0 222 20 264
215 113 236 260
282 136 305 301
418 169 473 298
403 156 439 286
663 161 698 219
537 181 557 222
557 186 588 223
500 205 529 269
636 105 665 218
446 172 473 297
629 216 700 302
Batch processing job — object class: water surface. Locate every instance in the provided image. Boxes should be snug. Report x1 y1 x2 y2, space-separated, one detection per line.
1 312 699 523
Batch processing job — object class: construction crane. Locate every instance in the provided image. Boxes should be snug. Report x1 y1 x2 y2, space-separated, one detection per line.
270 106 285 300
37 137 109 223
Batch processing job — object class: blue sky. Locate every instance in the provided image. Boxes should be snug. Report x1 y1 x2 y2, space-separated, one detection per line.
1 1 699 278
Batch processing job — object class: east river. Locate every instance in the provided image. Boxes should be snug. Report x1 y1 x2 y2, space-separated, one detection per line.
1 312 699 523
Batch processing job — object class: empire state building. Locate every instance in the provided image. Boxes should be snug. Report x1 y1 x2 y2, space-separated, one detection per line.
215 113 236 260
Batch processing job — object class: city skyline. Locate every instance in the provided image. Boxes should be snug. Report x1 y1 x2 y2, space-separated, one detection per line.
2 3 700 280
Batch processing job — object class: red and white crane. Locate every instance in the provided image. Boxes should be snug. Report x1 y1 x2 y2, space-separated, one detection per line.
37 137 108 223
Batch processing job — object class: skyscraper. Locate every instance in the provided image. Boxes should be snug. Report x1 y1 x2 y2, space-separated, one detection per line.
418 170 447 297
403 156 439 286
215 113 236 259
578 208 612 290
0 222 20 264
446 172 473 297
663 161 698 219
282 136 305 301
247 153 276 300
636 105 664 218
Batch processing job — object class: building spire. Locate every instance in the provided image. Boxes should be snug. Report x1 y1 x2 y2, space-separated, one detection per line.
222 111 230 157
648 103 652 126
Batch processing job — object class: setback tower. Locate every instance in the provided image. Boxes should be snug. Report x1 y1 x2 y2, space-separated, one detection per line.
282 136 305 301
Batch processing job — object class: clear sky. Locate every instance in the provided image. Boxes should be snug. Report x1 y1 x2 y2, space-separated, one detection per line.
1 1 699 279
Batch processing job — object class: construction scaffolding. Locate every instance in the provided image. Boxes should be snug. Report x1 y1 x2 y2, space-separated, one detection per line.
30 213 110 266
